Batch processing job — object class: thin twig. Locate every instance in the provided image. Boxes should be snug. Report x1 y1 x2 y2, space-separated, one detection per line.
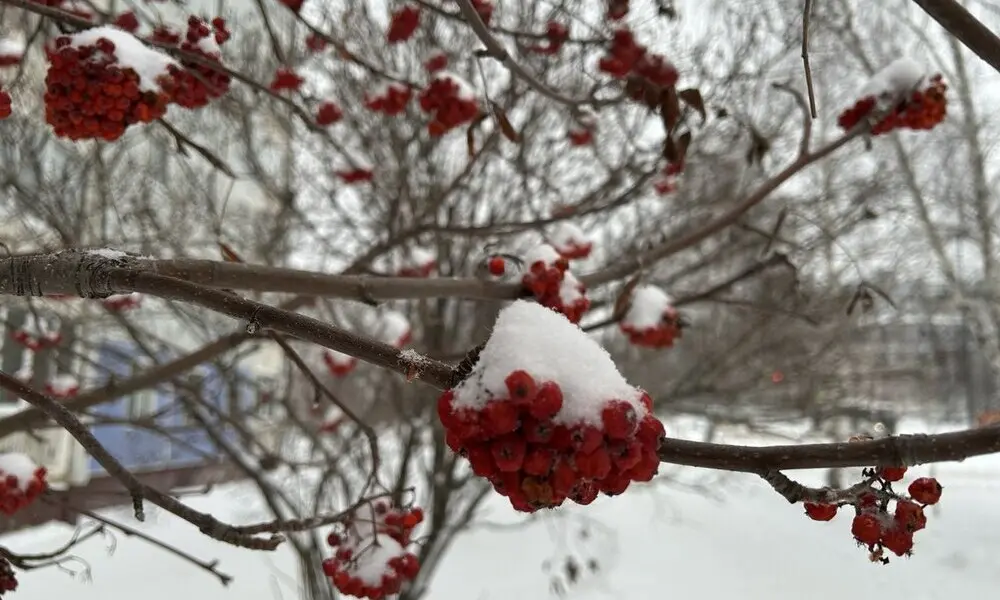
801 0 818 119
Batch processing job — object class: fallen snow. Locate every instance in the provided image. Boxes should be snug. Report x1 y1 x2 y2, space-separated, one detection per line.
86 248 129 259
623 285 674 330
859 57 926 102
0 453 38 491
547 222 590 252
451 300 645 425
69 26 180 93
523 243 562 267
379 310 411 346
433 71 477 101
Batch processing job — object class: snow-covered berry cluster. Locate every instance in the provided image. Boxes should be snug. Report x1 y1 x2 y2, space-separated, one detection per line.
438 301 665 512
44 27 176 141
837 58 947 135
387 5 421 43
44 374 80 399
521 244 590 323
418 72 479 136
102 291 142 311
0 558 16 597
0 453 47 516
316 101 343 126
547 222 592 260
598 28 679 102
528 21 569 55
323 349 358 377
0 39 25 67
397 246 437 278
366 82 412 116
10 315 61 352
321 500 423 599
158 16 232 110
269 66 304 92
620 285 683 348
803 466 943 564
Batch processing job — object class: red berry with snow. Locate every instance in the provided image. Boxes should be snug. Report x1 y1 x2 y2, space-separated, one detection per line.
0 454 47 516
894 500 926 533
547 223 592 260
851 513 882 546
880 526 914 557
520 244 590 323
269 67 304 92
804 502 838 522
907 477 942 505
879 466 907 482
436 301 662 511
323 350 357 377
470 0 494 25
837 59 947 135
424 52 448 73
620 285 683 348
158 16 232 109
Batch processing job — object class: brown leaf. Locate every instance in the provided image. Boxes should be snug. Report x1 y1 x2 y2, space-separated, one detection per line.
678 88 707 123
659 86 681 133
492 103 520 142
219 242 244 263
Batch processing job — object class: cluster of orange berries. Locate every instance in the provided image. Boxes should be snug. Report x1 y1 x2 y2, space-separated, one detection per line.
0 458 47 517
521 245 591 324
439 371 664 512
322 500 423 599
803 466 943 563
837 74 948 135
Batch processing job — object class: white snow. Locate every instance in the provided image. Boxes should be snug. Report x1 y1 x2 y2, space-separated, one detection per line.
859 57 926 102
432 71 477 101
576 107 598 127
0 38 25 57
13 366 32 381
408 246 436 266
104 292 140 304
324 349 355 366
547 222 590 252
193 35 221 57
368 80 409 99
0 452 39 491
451 300 645 426
623 285 674 330
68 26 180 93
19 314 56 338
379 310 411 346
86 248 128 259
523 243 562 267
346 534 408 586
557 271 586 306
46 374 79 396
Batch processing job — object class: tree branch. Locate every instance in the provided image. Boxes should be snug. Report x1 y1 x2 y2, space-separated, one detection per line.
910 0 1000 75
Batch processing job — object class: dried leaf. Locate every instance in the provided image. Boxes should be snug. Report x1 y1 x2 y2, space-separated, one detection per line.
659 86 682 133
492 103 520 142
677 88 707 123
219 242 244 263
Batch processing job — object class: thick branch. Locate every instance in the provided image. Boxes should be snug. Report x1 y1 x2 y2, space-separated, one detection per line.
910 0 1000 75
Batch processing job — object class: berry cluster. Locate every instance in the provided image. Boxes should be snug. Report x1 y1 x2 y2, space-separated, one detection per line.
322 500 423 599
323 349 358 377
418 72 480 136
10 319 61 352
102 291 141 311
440 370 664 512
653 159 684 196
620 285 683 348
0 454 47 516
547 222 593 260
803 466 943 564
0 88 10 120
113 11 140 33
366 82 412 115
521 244 590 323
316 101 343 126
598 29 679 101
607 0 630 20
0 558 16 597
270 67 305 92
159 16 232 110
423 52 448 73
45 375 80 399
837 75 947 135
387 5 421 43
528 21 569 55
44 30 174 141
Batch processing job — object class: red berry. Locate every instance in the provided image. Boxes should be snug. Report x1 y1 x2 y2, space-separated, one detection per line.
894 500 926 532
908 477 942 505
466 443 498 477
569 482 599 505
601 401 638 440
522 417 554 444
522 447 555 476
803 502 838 521
851 513 882 545
599 472 632 496
326 532 342 546
575 447 612 480
487 256 506 276
491 435 527 472
879 466 907 482
529 382 563 420
881 526 914 556
607 439 643 471
481 400 520 437
505 370 537 404
571 425 604 454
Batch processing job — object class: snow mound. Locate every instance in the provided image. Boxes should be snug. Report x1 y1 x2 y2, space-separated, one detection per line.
0 453 39 491
452 300 645 425
69 26 179 93
623 285 674 330
859 57 926 101
350 535 408 586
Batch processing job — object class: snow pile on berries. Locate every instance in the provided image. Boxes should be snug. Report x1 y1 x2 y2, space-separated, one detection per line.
521 243 590 323
547 222 593 260
0 452 47 515
620 285 683 348
102 291 141 311
68 27 178 92
837 58 948 135
45 374 80 398
322 500 423 599
0 38 25 67
438 300 665 512
323 349 357 377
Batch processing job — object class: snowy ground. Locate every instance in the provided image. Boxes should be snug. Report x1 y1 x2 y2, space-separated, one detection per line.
4 417 999 599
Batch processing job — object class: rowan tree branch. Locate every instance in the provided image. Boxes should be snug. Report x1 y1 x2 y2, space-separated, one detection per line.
910 0 1000 75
